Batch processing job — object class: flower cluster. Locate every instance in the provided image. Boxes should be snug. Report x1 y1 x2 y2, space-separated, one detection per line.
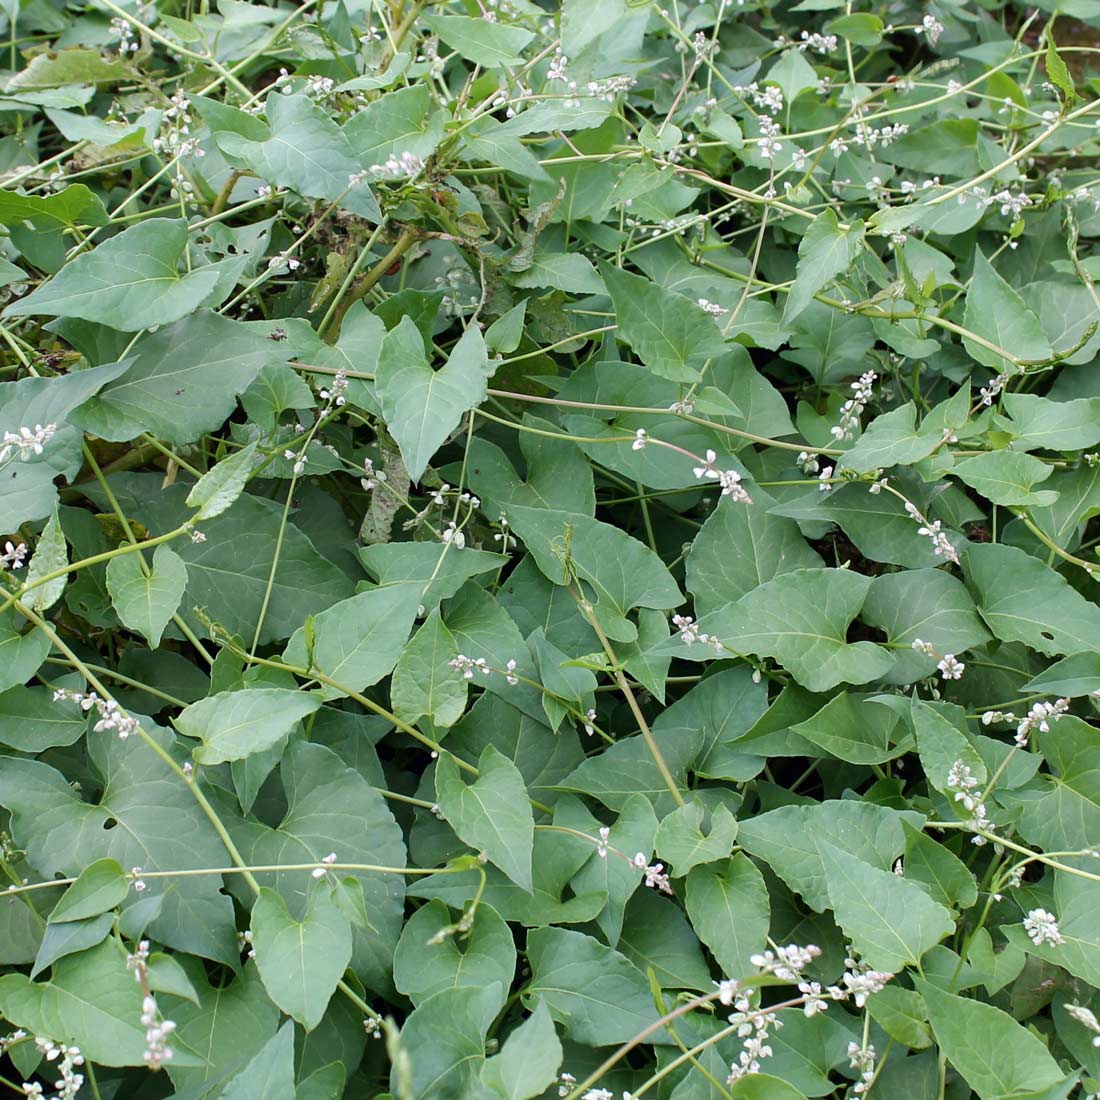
672 613 724 652
449 654 491 680
369 152 425 179
1065 1003 1100 1047
946 759 995 843
831 370 876 441
127 941 176 1069
848 1041 877 1096
0 423 56 465
1 540 26 569
1023 907 1064 947
22 1038 84 1099
903 502 960 564
911 639 965 681
53 689 139 740
631 851 672 894
692 450 752 503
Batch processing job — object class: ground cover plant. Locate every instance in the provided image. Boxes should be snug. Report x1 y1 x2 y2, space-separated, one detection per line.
3 0 1100 1097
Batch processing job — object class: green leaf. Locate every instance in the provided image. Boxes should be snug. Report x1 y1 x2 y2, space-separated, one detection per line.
902 823 978 911
619 890 713 992
600 262 730 382
480 1000 563 1100
390 608 468 728
0 727 239 964
0 686 85 752
219 1021 296 1100
820 842 954 972
421 13 535 67
73 312 287 444
25 509 67 612
344 85 446 169
783 208 865 324
911 700 986 799
216 93 379 221
824 12 884 45
687 491 823 614
792 692 904 765
917 979 1072 1100
376 317 495 482
953 450 1058 507
998 393 1100 451
251 885 353 1031
0 184 107 232
0 939 158 1066
175 687 323 765
1045 26 1079 104
4 219 226 330
523 927 669 1046
49 858 128 924
655 801 739 877
865 985 933 1050
966 542 1100 656
394 985 500 1099
105 544 187 648
435 746 534 891
185 440 258 520
679 568 892 691
685 854 770 981
31 914 113 979
7 48 129 89
838 403 944 474
283 585 421 699
507 505 682 642
0 609 52 694
729 1077 811 1100
393 900 516 1009
739 799 920 912
962 250 1053 370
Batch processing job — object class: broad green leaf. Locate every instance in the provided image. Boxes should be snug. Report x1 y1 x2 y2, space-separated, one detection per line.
376 317 495 481
0 939 164 1067
917 979 1072 1100
0 609 52 695
739 799 921 912
185 440 258 520
820 842 954 972
0 727 239 964
105 544 187 648
219 1021 296 1100
224 741 407 994
422 13 534 66
390 608 468 728
685 854 770 981
911 700 986 799
619 890 714 992
174 687 323 765
865 985 933 1050
523 927 669 1046
600 262 730 382
557 794 657 946
998 393 1100 451
49 858 128 924
164 960 280 1095
394 985 499 1099
1024 653 1100 697
825 11 885 45
687 491 823 614
962 250 1052 370
435 746 534 891
675 568 892 691
283 585 421 698
31 914 113 980
393 900 515 1009
902 823 978 911
953 450 1058 507
0 686 85 752
966 542 1100 656
507 505 682 642
360 542 507 612
655 802 738 877
561 0 629 53
7 48 128 89
73 312 288 445
251 885 353 1031
838 403 944 474
4 219 225 330
344 84 446 168
783 208 865 324
792 691 905 765
862 569 990 683
216 93 379 221
25 509 67 612
480 1000 563 1100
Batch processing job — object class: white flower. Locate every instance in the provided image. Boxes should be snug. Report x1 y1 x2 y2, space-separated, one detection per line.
1 541 27 569
937 654 965 680
0 423 57 464
1065 1004 1100 1047
917 13 944 44
582 708 597 736
504 659 518 686
632 428 648 451
1023 908 1064 947
442 521 465 549
311 852 337 879
449 654 490 680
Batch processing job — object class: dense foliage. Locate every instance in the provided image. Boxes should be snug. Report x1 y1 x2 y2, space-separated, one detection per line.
2 0 1100 1097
